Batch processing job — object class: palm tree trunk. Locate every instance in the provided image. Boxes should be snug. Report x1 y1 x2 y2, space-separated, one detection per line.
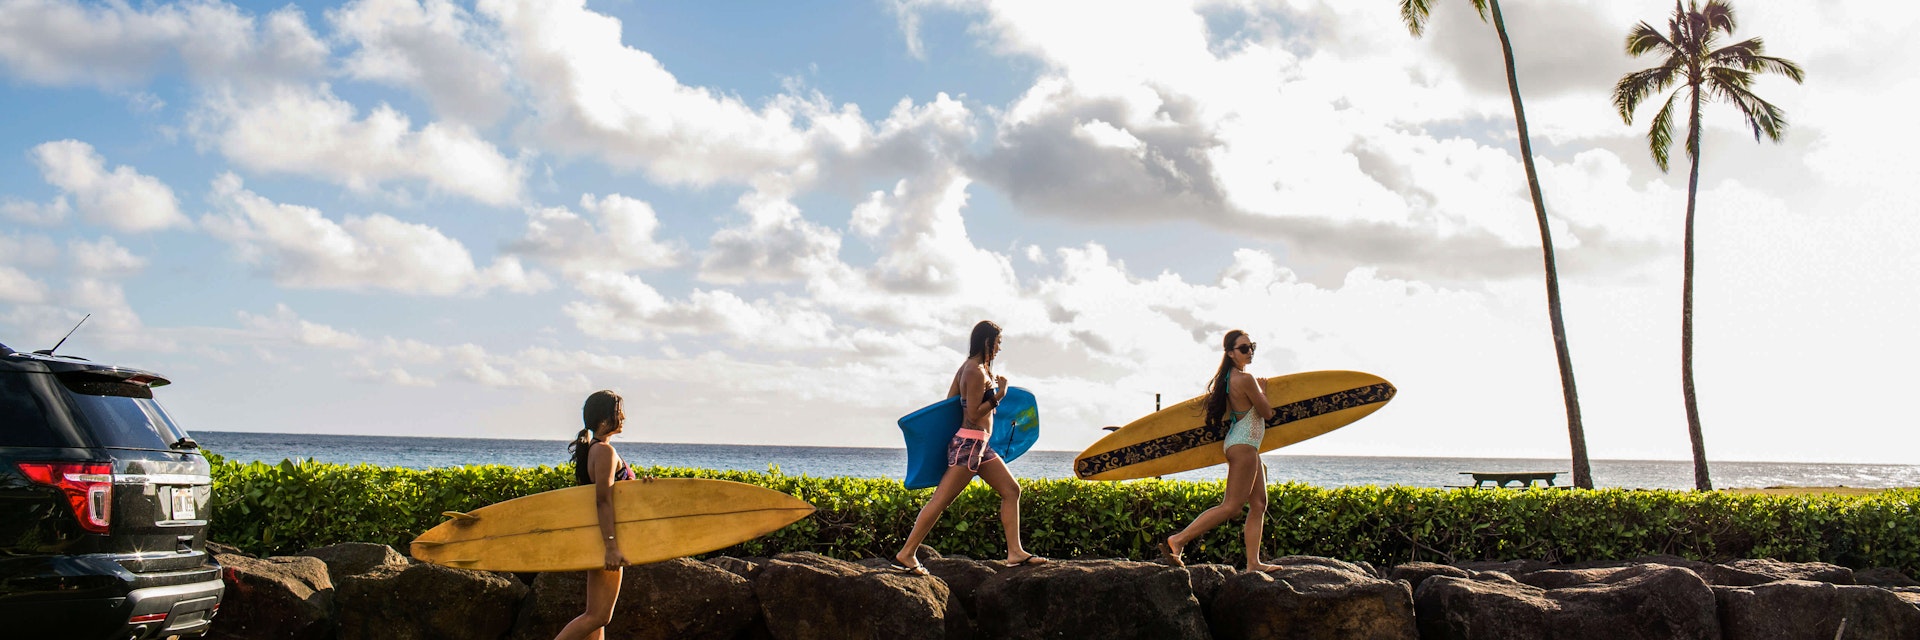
1488 0 1592 489
1683 88 1711 491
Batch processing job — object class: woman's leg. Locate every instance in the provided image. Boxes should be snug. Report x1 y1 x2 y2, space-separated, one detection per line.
975 455 1041 563
552 567 622 640
1168 446 1261 558
895 464 977 566
1243 460 1277 572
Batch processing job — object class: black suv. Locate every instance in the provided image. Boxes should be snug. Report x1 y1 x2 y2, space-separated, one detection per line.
0 341 222 639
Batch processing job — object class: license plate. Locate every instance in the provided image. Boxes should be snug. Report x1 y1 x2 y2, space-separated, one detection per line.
170 487 197 520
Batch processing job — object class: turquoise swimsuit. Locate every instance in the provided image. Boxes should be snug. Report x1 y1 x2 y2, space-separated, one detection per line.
1222 407 1263 452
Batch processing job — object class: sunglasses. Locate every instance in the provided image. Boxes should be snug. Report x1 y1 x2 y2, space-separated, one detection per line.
1232 343 1257 355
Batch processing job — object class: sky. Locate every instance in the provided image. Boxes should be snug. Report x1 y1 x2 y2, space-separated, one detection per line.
1 0 1914 466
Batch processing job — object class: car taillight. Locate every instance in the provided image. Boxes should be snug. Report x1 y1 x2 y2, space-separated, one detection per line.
16 462 113 534
129 612 166 624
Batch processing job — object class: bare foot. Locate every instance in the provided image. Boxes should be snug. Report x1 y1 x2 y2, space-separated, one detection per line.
1005 553 1049 566
1244 561 1280 573
1160 536 1186 567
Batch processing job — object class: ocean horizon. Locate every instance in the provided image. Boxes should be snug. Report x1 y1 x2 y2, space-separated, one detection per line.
193 431 1920 491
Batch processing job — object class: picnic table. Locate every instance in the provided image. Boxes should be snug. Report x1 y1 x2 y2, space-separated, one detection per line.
1456 471 1564 489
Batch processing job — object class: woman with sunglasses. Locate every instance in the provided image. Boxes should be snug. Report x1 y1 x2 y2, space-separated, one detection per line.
1161 329 1279 572
891 320 1049 574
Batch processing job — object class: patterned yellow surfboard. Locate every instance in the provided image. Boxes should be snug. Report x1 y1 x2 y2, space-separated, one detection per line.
1074 370 1396 481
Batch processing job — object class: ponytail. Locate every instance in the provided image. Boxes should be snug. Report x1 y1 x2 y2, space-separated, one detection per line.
1204 330 1247 427
570 390 622 485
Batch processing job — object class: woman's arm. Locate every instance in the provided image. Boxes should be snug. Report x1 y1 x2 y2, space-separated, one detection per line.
588 443 626 569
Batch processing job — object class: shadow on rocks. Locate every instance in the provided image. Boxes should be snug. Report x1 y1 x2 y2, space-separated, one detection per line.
508 557 758 640
1416 564 1718 640
1210 561 1417 640
335 562 526 640
975 559 1208 640
754 552 950 640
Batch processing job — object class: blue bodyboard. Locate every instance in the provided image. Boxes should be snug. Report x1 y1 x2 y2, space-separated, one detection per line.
897 387 1040 490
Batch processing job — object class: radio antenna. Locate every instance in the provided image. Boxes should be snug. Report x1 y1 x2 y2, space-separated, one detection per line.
43 314 90 356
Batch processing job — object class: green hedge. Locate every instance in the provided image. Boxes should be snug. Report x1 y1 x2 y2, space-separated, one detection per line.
205 457 1920 574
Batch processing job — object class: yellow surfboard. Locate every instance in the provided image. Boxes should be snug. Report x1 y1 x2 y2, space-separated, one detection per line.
1074 370 1396 481
410 478 814 572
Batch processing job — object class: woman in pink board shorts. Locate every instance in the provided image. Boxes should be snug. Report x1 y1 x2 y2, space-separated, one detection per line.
891 320 1049 574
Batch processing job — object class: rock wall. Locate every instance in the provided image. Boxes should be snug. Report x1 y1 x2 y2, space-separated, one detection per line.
205 544 1920 640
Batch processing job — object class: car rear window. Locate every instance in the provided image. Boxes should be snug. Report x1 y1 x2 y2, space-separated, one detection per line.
57 375 189 451
0 372 66 447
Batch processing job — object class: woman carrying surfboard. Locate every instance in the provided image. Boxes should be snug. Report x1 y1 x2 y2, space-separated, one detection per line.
1161 330 1280 572
555 390 644 640
892 320 1048 574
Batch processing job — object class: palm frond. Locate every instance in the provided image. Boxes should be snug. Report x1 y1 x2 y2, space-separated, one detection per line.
1707 38 1763 70
1614 63 1684 122
1468 0 1490 23
1753 54 1806 84
1625 22 1677 58
1649 92 1679 172
1400 0 1433 36
1701 0 1738 37
1717 80 1789 142
1706 66 1755 92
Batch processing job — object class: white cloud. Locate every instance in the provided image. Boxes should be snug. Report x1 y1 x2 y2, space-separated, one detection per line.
67 236 148 277
328 0 512 125
237 303 366 350
891 0 1679 283
0 231 60 268
478 0 867 186
370 336 447 362
174 2 331 89
506 193 682 275
0 0 186 86
699 182 846 285
0 197 69 226
0 267 49 304
1 2 516 206
0 0 327 89
563 271 843 351
857 167 1018 296
448 342 588 390
0 278 165 351
30 140 188 232
201 173 550 295
192 84 525 206
356 366 437 387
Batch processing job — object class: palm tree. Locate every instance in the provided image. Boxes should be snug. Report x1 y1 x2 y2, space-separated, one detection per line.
1400 0 1592 489
1612 0 1804 492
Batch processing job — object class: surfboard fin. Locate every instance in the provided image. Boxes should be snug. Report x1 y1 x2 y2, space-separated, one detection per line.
441 510 479 523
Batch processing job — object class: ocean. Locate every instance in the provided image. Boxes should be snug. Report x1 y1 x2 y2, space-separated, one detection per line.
193 431 1920 491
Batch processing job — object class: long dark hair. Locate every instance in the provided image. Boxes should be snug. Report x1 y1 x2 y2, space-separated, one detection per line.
1205 330 1248 427
569 390 622 485
968 320 1001 374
